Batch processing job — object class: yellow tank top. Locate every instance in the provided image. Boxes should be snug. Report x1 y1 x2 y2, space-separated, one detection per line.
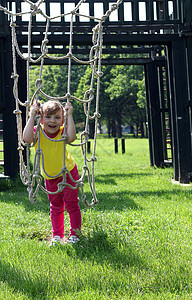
34 125 75 179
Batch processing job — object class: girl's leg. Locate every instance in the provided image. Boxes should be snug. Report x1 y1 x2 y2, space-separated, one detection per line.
45 177 65 238
63 165 82 237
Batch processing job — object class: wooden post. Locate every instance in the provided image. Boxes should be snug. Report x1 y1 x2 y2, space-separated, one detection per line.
114 138 118 153
0 3 18 179
87 141 91 153
144 65 154 166
2 36 18 178
145 61 164 167
166 44 179 181
169 38 192 183
121 138 125 154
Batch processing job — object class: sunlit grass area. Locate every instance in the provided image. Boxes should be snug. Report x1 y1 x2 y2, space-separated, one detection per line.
0 137 191 299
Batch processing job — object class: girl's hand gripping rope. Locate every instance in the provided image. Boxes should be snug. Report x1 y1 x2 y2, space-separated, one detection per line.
64 102 76 144
64 102 73 115
30 100 42 118
23 101 42 144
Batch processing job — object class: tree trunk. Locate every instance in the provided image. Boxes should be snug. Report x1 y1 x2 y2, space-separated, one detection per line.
135 125 139 138
107 119 111 138
89 121 95 139
112 119 116 137
130 125 134 134
145 122 148 138
116 108 122 138
140 121 144 138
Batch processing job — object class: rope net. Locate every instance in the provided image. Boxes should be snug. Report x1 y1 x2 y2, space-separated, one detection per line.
0 0 122 207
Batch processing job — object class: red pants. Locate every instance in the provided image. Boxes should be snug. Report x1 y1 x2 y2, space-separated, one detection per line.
45 164 81 238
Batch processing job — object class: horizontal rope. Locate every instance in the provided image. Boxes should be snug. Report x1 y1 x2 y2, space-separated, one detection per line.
1 0 122 206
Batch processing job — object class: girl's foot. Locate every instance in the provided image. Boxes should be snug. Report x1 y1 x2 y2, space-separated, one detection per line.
67 235 80 244
49 235 63 246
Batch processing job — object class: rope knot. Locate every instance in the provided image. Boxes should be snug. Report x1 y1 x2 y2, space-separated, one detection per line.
34 114 41 123
101 11 110 22
31 5 41 16
82 165 88 171
62 133 68 141
65 92 71 101
81 130 89 139
17 146 24 151
92 24 100 44
35 79 43 89
93 45 99 51
91 156 97 162
97 71 103 77
84 89 94 102
25 100 30 106
10 20 16 27
3 8 9 14
36 148 42 155
92 198 98 205
71 10 76 16
41 38 49 53
57 181 65 192
111 4 118 11
94 112 101 119
88 89 94 94
67 52 72 58
92 24 99 33
75 182 81 188
11 73 19 80
82 194 86 201
61 166 67 173
13 109 22 115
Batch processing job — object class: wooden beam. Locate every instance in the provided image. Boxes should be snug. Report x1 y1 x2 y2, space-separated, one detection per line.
2 38 18 179
145 61 164 167
170 38 192 183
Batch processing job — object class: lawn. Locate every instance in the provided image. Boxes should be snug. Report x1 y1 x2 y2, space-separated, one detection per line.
0 137 191 299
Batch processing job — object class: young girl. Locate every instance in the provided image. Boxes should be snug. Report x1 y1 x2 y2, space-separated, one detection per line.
23 100 81 245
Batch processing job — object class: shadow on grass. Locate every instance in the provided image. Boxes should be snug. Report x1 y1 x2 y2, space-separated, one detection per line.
0 173 143 212
82 191 143 211
66 226 147 271
0 179 50 214
95 172 154 185
0 228 146 298
81 186 192 212
0 259 61 299
0 174 191 214
65 228 191 295
0 234 144 298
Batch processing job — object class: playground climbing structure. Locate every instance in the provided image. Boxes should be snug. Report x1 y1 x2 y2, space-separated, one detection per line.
1 0 192 184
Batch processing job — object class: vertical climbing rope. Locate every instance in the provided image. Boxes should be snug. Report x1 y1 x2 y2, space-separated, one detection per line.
0 0 122 207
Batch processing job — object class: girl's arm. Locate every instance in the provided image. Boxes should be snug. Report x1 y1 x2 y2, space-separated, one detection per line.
65 102 76 143
23 104 40 144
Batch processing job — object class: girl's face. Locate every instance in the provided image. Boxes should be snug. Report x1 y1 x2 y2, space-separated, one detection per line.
42 108 64 136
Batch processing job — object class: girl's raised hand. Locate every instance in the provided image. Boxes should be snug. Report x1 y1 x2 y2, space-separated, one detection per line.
30 101 41 118
64 102 73 115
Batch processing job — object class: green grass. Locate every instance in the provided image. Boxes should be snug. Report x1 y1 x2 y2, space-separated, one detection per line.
0 139 4 161
0 137 192 299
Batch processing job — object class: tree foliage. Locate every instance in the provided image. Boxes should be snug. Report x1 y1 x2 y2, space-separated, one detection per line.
29 55 147 137
102 63 146 136
29 63 86 124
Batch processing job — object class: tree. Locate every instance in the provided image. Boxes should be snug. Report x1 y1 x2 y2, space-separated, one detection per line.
106 63 146 137
29 62 86 130
29 54 147 138
136 77 146 109
74 63 122 137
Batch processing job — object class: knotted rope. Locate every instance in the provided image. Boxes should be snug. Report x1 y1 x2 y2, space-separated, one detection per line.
0 0 122 207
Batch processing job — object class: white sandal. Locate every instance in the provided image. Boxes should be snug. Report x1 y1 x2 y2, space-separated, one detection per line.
67 235 80 244
49 235 63 246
